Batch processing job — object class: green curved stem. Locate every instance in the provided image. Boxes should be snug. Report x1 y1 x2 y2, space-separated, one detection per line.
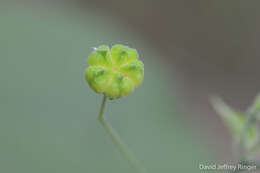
98 95 148 173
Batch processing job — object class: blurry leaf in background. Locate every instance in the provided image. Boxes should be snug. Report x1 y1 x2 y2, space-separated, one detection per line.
0 5 214 173
211 97 258 150
250 94 260 120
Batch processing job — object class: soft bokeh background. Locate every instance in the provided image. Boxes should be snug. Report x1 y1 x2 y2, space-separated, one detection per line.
1 1 260 172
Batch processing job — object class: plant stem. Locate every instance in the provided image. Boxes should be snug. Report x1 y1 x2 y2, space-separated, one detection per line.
98 95 148 173
230 109 259 173
228 161 260 173
240 109 257 161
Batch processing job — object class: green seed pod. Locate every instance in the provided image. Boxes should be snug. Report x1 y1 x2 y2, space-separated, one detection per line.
85 44 144 99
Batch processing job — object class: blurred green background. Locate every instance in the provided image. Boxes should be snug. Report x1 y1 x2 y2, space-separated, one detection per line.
0 5 215 173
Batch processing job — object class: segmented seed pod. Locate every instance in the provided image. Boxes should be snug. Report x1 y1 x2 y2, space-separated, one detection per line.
85 44 144 99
